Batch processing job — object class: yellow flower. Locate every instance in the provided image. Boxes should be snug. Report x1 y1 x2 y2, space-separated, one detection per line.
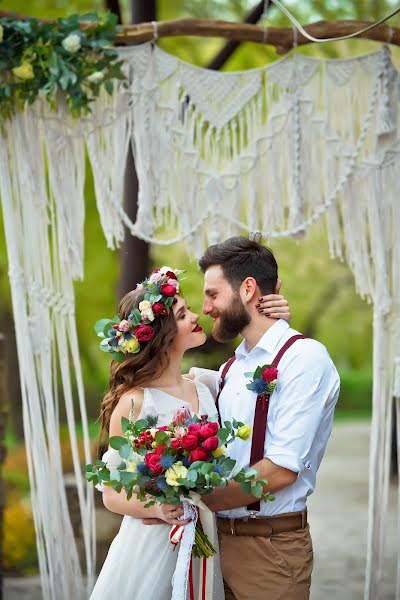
12 62 34 80
120 337 139 353
0 25 4 43
165 462 188 487
212 446 227 458
237 424 252 440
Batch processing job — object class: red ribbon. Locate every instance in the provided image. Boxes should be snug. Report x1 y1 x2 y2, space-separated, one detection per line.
189 556 195 600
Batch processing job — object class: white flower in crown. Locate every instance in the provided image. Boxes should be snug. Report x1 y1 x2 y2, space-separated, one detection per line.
148 271 163 284
141 307 155 322
139 300 152 311
87 71 104 83
118 319 131 332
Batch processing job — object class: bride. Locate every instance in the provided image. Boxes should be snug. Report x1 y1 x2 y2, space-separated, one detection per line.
90 266 290 600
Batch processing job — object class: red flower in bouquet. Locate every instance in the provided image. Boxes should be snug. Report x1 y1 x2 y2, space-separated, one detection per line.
171 439 182 451
160 283 177 297
188 423 201 434
155 444 167 455
202 436 219 452
181 432 199 451
199 422 219 440
145 452 163 475
262 367 278 383
190 447 209 462
135 324 155 342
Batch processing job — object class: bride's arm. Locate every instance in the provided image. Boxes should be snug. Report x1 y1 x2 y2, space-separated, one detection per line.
102 391 189 525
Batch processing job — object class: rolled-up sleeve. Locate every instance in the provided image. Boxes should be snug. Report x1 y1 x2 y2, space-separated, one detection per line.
264 340 340 475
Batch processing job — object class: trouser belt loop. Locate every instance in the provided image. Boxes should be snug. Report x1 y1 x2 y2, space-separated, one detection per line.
230 518 236 536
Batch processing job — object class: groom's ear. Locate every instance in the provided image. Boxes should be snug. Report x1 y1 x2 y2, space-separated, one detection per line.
240 277 257 304
275 279 282 294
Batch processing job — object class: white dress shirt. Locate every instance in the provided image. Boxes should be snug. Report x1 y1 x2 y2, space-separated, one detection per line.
216 319 340 519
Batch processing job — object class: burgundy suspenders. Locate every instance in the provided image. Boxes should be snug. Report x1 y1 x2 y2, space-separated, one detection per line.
217 334 306 512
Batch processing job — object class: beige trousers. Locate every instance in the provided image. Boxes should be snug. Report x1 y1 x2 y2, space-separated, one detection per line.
218 523 313 600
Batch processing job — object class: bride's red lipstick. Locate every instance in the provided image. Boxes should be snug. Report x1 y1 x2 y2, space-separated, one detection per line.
192 325 202 333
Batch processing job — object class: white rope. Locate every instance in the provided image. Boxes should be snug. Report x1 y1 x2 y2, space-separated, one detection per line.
270 0 400 44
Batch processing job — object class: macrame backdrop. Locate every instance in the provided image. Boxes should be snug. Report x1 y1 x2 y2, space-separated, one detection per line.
0 42 399 600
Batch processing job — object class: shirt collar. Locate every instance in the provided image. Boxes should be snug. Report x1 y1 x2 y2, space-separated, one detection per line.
235 319 290 359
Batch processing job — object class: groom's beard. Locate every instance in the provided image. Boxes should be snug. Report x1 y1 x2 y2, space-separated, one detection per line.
212 294 250 342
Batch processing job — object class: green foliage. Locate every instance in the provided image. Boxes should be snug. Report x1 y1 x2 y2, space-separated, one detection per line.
0 12 126 122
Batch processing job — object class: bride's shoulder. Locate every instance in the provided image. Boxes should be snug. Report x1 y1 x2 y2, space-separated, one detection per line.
109 388 145 436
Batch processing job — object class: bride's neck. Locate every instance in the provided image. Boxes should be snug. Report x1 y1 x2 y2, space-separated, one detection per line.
150 350 185 388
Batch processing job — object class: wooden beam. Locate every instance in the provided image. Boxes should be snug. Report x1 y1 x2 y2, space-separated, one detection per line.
1 12 399 50
116 19 400 50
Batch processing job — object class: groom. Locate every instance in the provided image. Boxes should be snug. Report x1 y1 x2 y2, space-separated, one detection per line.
198 235 340 600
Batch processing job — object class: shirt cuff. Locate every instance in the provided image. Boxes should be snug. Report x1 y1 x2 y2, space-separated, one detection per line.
265 446 303 475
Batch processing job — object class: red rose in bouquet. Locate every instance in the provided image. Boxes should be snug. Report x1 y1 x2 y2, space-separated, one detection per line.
135 325 154 342
181 432 199 451
202 436 219 452
145 453 163 475
152 302 168 317
188 423 201 434
199 422 219 439
160 283 177 297
171 439 182 451
262 367 278 383
190 447 209 462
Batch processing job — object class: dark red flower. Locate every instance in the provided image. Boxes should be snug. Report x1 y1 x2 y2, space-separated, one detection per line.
199 422 219 440
152 302 168 317
165 271 177 280
135 324 154 342
180 432 199 451
157 426 169 431
189 447 209 463
261 367 278 383
145 453 163 475
160 283 177 297
202 436 219 451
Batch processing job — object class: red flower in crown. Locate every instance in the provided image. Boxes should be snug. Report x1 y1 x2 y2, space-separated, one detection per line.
165 271 177 280
262 367 278 383
160 283 177 297
152 302 168 317
135 324 154 342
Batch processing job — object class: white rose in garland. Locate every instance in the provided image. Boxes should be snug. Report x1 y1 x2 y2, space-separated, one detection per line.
62 33 81 53
87 71 104 83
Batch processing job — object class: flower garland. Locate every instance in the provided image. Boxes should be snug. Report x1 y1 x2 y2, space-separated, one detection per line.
0 12 126 122
95 266 184 360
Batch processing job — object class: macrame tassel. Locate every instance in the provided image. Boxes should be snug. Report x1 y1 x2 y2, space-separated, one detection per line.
377 46 396 136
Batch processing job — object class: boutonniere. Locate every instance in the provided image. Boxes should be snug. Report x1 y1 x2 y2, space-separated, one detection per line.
245 365 278 399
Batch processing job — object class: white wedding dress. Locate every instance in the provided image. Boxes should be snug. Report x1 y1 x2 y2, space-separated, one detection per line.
90 375 224 600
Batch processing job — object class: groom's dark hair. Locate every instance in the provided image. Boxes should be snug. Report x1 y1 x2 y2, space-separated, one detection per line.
198 234 278 294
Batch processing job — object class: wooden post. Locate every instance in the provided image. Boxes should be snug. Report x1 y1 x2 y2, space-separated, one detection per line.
0 332 7 600
116 0 156 300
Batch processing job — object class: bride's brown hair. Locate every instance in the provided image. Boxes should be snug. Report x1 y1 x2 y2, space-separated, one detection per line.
98 287 178 456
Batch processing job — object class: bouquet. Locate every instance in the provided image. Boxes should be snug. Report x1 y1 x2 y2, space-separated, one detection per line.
86 407 274 557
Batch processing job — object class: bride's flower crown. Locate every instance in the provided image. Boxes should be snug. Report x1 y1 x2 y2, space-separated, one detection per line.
95 266 184 360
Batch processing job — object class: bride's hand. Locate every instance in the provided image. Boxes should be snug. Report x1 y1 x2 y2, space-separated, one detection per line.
149 502 191 526
256 294 291 322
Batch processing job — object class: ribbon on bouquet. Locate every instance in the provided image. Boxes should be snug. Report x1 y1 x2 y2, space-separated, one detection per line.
170 492 217 600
